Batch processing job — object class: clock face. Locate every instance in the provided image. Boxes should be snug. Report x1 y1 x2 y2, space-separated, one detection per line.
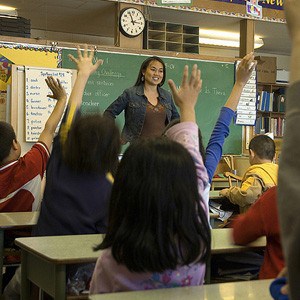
119 7 146 38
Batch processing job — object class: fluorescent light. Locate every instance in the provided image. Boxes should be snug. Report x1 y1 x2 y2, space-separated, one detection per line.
0 5 17 17
199 29 264 49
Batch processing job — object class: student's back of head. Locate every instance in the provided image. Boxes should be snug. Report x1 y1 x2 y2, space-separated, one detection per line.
0 122 16 165
97 136 210 273
63 114 120 174
249 135 275 161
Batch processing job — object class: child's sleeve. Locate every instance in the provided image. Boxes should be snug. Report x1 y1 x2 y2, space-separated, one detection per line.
165 122 209 215
205 107 235 183
225 174 266 208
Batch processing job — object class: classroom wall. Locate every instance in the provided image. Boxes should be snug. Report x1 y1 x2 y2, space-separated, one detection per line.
200 47 290 71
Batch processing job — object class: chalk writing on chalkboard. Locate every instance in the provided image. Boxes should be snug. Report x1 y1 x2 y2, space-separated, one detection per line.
25 67 73 142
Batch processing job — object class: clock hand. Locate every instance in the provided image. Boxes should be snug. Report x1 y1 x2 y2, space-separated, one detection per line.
128 12 135 25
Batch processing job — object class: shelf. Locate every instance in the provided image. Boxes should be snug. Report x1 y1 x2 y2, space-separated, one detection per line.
254 82 287 140
183 44 199 53
183 34 199 44
166 23 182 33
144 21 199 54
148 21 165 31
166 42 182 52
148 40 165 51
183 25 199 35
166 32 182 43
148 31 165 41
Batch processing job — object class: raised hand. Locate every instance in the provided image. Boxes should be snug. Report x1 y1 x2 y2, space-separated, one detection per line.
45 76 67 101
236 52 256 87
68 44 103 76
168 64 202 109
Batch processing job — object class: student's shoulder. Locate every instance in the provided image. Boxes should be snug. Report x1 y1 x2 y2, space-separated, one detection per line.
29 142 50 158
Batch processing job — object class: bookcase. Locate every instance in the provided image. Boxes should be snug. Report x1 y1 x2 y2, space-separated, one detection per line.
253 82 287 163
255 82 287 138
143 21 199 54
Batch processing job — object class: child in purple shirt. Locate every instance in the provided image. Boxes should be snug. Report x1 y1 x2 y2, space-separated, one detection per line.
90 64 210 294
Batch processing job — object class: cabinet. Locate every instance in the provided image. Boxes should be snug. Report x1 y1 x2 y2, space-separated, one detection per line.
255 82 287 138
251 82 287 162
144 21 199 54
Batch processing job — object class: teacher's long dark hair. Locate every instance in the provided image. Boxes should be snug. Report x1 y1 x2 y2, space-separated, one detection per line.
94 137 211 273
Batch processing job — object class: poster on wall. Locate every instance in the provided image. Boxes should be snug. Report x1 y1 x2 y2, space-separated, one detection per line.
24 67 73 142
246 0 262 18
235 61 257 126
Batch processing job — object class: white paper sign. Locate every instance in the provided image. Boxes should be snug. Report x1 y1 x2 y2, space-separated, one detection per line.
235 61 257 126
25 67 73 142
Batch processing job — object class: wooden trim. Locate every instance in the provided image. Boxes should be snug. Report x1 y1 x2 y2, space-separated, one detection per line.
0 36 236 63
239 19 254 58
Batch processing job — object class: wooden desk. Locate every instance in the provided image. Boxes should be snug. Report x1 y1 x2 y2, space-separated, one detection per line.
211 228 266 254
15 234 104 300
205 228 266 283
89 279 273 300
0 211 39 293
16 230 266 299
209 190 224 200
211 177 229 191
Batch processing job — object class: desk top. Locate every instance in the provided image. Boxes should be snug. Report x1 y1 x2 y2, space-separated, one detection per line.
16 234 104 264
209 190 224 200
89 279 273 300
211 228 266 254
15 229 266 264
0 211 39 229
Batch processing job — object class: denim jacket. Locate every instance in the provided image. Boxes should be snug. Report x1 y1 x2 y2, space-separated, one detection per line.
104 84 180 143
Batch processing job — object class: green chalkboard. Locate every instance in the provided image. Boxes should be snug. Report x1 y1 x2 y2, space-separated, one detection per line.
61 50 241 154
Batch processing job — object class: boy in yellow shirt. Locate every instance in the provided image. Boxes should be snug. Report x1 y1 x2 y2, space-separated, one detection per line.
220 135 278 213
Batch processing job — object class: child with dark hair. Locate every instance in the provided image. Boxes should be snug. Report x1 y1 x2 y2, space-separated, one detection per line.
220 134 278 213
0 77 66 212
34 45 120 236
4 45 120 299
89 64 210 294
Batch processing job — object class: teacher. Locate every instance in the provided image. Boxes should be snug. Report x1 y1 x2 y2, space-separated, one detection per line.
104 56 180 144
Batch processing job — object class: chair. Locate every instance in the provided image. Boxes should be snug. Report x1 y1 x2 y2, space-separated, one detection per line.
224 172 243 188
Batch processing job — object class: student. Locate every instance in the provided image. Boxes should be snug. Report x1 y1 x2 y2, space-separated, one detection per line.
4 45 117 299
163 53 256 218
0 77 66 212
89 64 210 294
34 45 119 237
0 77 66 296
232 186 285 279
104 56 179 144
220 134 278 213
205 52 256 184
277 0 300 299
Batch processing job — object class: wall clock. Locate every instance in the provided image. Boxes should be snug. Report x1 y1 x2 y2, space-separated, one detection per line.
119 7 146 38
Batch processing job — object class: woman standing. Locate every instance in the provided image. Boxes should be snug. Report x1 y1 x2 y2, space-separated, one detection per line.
104 56 179 144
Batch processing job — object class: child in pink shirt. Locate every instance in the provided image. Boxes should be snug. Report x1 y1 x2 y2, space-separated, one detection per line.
90 64 210 294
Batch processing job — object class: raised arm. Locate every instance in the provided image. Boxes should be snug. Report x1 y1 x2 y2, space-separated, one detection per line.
68 45 103 109
205 52 256 183
168 64 201 123
38 76 67 150
224 52 256 110
166 65 209 215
